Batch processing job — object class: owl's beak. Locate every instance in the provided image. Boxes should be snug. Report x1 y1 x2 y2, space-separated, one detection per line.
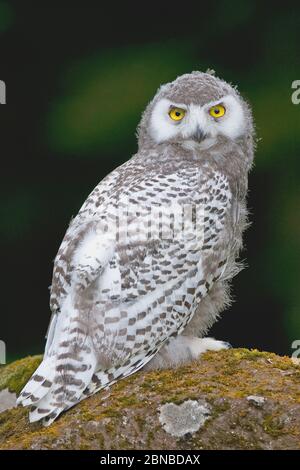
192 127 206 143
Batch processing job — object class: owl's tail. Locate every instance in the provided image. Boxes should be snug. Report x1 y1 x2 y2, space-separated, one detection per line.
16 356 56 408
17 292 159 427
17 341 98 426
17 298 99 426
17 345 157 427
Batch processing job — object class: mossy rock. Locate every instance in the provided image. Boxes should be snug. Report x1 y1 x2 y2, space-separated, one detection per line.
0 349 299 449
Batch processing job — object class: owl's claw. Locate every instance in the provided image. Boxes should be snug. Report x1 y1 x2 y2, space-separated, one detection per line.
188 337 231 357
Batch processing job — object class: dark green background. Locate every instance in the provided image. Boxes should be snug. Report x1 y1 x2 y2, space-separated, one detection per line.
0 1 299 361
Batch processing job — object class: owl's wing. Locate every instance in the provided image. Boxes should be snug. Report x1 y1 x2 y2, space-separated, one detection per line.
45 227 115 356
82 165 233 394
49 157 138 314
49 157 232 324
50 161 233 345
19 163 233 425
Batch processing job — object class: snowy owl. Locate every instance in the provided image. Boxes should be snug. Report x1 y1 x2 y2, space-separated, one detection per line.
17 71 255 425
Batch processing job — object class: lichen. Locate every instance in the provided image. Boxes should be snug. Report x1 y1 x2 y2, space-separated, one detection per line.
247 395 265 407
0 389 17 413
159 399 211 437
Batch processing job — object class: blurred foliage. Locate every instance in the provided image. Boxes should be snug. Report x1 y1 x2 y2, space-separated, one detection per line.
0 1 13 33
1 189 42 241
1 2 299 359
47 42 196 155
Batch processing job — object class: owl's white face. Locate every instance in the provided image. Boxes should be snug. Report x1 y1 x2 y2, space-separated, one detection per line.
149 94 246 147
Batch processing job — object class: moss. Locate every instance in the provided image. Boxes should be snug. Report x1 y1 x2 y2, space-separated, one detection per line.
263 414 286 438
146 429 154 447
135 413 146 432
101 408 121 419
0 355 42 394
97 432 105 449
116 394 140 407
0 349 299 449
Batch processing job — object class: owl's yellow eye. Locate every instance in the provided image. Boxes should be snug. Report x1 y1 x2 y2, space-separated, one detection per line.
169 107 186 121
209 104 226 118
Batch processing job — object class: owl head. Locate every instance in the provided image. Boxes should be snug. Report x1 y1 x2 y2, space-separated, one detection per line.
138 71 255 165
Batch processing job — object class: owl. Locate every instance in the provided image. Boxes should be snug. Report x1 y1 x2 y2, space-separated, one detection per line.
17 71 255 426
